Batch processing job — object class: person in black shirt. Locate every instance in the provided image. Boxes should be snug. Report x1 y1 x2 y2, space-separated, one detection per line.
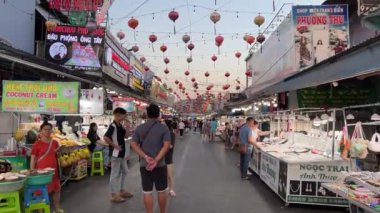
87 123 109 167
164 120 176 197
104 108 133 203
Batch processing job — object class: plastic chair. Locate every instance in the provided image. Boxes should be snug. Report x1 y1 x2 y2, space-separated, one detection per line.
0 191 21 213
91 151 104 176
24 185 50 207
24 202 50 213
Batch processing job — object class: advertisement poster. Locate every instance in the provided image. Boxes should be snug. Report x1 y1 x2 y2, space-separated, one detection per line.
251 148 261 175
293 5 349 68
80 89 104 115
2 81 79 113
113 101 135 113
286 161 350 205
49 0 104 11
260 152 280 194
358 0 380 16
131 67 145 92
45 25 105 71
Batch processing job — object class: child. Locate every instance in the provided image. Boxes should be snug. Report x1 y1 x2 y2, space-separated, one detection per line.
31 122 64 213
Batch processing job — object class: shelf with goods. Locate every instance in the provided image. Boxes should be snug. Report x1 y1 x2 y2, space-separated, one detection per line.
322 172 380 213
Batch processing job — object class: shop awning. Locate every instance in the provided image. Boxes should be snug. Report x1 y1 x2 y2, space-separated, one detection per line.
247 35 380 98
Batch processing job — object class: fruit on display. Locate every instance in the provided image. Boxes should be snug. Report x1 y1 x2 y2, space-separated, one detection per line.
58 148 90 168
14 129 25 142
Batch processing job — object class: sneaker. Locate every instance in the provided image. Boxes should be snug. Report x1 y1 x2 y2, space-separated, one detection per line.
241 176 251 180
53 209 65 213
247 171 253 176
120 191 134 199
111 195 126 203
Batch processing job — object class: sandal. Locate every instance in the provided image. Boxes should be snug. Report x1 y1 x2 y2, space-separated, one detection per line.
169 190 177 197
120 191 134 199
111 195 126 203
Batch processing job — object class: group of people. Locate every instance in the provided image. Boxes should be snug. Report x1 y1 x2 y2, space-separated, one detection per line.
30 104 177 213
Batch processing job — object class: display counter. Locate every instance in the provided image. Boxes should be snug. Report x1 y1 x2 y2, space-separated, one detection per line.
252 132 351 206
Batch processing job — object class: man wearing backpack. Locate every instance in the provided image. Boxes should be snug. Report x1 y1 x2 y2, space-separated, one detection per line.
131 104 171 213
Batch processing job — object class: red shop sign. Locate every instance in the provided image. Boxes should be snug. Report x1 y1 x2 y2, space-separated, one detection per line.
112 52 130 72
49 0 103 11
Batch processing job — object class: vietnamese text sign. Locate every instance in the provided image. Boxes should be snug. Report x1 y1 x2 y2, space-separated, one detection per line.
49 0 103 11
80 89 104 114
293 5 349 68
45 25 105 70
2 81 79 114
260 152 280 194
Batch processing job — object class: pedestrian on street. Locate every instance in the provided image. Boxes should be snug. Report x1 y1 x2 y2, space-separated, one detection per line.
198 120 203 134
164 119 177 197
239 117 259 180
104 108 133 203
179 120 185 137
131 104 171 213
210 118 218 142
224 122 234 149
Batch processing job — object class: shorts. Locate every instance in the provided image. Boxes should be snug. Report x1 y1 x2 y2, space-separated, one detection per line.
165 149 174 165
140 166 168 193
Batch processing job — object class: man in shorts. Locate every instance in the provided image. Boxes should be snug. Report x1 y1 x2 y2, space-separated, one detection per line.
131 104 171 213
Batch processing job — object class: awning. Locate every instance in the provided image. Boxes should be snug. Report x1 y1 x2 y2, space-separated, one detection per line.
247 35 380 98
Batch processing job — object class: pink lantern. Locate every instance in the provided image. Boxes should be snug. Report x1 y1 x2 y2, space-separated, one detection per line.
235 51 242 65
131 45 139 52
117 31 125 40
188 42 195 51
164 57 170 65
185 70 190 76
149 34 158 52
215 35 224 54
175 80 179 85
128 17 139 40
210 11 221 34
211 55 218 68
140 56 146 63
160 44 167 54
168 10 179 34
191 77 196 82
164 68 170 74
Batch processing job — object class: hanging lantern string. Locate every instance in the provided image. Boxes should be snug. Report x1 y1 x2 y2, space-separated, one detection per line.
110 3 274 21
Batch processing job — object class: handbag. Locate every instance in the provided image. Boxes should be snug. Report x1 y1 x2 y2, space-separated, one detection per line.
368 133 380 152
350 122 369 159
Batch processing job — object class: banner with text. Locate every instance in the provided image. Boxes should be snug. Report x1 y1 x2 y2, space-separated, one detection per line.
80 89 104 114
2 81 79 114
293 5 349 69
260 152 280 194
45 25 105 71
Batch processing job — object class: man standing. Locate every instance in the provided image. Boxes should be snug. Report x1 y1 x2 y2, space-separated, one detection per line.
178 120 185 137
131 104 171 213
239 117 259 180
104 107 133 203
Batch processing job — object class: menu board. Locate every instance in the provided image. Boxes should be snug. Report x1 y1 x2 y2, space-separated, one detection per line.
2 81 79 113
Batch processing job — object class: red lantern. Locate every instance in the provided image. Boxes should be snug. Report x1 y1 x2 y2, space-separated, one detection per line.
168 10 179 34
211 55 217 68
128 17 139 40
191 77 196 82
149 34 158 52
140 56 146 63
185 70 190 76
204 72 210 77
245 70 252 77
144 66 150 72
164 57 170 65
131 45 139 52
246 35 255 45
117 31 125 40
160 44 167 54
215 35 224 54
235 51 242 65
164 68 170 74
210 11 221 34
175 80 179 85
236 85 241 90
225 72 230 78
188 42 195 51
257 34 266 44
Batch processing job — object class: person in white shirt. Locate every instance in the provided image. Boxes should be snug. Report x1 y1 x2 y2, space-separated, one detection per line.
179 121 185 137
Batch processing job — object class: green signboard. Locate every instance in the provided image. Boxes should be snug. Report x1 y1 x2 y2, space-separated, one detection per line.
2 81 80 114
297 87 377 108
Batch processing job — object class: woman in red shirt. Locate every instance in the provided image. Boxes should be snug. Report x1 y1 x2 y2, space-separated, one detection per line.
31 122 64 213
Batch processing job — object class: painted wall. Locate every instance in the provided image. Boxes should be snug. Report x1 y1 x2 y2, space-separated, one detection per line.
0 0 35 53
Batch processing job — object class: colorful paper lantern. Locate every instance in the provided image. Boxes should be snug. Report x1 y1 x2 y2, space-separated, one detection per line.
254 14 265 27
128 17 139 40
168 10 179 34
210 11 221 34
149 34 158 52
116 31 125 40
215 35 224 54
140 56 146 63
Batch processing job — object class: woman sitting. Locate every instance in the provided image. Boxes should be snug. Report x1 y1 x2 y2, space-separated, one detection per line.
87 123 110 168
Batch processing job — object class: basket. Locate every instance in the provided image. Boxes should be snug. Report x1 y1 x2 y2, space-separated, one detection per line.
26 173 53 186
0 178 26 192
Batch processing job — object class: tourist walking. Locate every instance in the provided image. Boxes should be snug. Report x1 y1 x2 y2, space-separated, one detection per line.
224 122 234 149
164 119 177 197
179 120 185 137
104 108 133 203
239 117 259 180
210 118 218 142
131 104 171 213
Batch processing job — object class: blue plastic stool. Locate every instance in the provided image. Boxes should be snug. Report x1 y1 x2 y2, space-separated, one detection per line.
23 185 50 207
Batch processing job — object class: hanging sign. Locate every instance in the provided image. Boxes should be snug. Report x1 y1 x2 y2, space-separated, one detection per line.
131 67 145 92
2 81 79 114
45 25 105 71
103 43 131 85
292 5 349 68
80 89 104 114
49 0 104 11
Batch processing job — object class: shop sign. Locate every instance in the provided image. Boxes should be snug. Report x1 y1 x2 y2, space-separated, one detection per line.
80 89 104 115
113 101 135 113
251 148 261 175
285 161 350 205
103 45 130 85
131 67 144 92
292 5 349 69
49 0 103 11
2 81 79 114
45 25 105 71
297 87 376 108
260 152 279 194
358 0 380 16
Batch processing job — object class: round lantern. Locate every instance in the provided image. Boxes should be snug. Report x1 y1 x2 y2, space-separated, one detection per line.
193 82 198 87
175 80 179 85
185 70 190 76
149 34 158 52
191 77 196 82
168 10 179 34
235 51 242 65
188 43 195 51
257 34 266 44
210 11 221 34
144 66 150 72
131 45 139 52
160 44 167 54
236 85 241 90
164 57 170 65
164 68 170 74
245 70 252 77
128 17 139 40
254 14 265 27
246 35 255 46
204 71 210 78
225 72 230 78
140 56 146 63
211 55 218 68
116 31 125 40
182 34 190 44
187 57 193 63
45 20 57 31
215 35 224 54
